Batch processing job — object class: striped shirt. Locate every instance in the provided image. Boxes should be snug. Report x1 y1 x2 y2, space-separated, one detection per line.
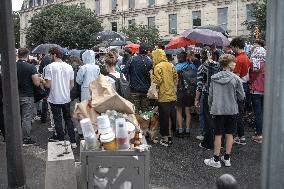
196 60 220 94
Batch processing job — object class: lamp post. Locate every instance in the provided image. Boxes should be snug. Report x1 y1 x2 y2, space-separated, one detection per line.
0 0 26 188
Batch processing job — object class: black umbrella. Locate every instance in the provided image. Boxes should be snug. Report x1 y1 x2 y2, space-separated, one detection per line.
195 25 229 37
32 44 61 55
109 40 133 46
94 31 128 44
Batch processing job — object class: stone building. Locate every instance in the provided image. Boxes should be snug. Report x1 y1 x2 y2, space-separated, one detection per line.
19 0 256 47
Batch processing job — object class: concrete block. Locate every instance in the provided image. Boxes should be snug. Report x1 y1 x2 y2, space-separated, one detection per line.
45 141 77 189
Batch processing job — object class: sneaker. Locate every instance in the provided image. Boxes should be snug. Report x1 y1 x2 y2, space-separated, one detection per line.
221 156 231 167
23 138 36 146
71 143 77 149
184 131 190 138
252 135 263 144
196 135 204 141
160 139 169 147
204 158 221 168
234 137 246 145
48 127 55 132
199 143 212 150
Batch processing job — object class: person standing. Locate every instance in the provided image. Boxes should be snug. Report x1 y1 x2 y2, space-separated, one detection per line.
249 47 266 144
204 54 245 168
230 37 251 145
17 48 41 146
152 49 178 146
176 51 197 137
43 47 77 148
76 50 100 101
122 43 152 112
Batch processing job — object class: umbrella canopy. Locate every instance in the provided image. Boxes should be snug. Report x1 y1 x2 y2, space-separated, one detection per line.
124 44 140 54
32 44 61 55
195 25 229 37
164 48 185 55
182 29 230 47
109 40 133 46
166 37 197 49
69 49 82 58
94 31 128 44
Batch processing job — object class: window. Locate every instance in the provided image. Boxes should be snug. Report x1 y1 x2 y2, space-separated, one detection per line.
169 14 177 34
111 22 117 32
128 19 135 27
29 0 33 8
217 7 228 30
149 0 155 7
95 0 100 15
192 11 201 27
80 3 85 7
129 0 135 9
148 17 155 28
246 4 254 22
37 0 41 6
112 0 117 12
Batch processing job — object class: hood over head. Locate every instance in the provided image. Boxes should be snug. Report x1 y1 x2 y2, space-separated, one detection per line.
82 50 96 65
211 71 235 85
152 49 168 66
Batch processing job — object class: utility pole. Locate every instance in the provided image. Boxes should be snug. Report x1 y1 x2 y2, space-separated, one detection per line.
262 0 284 188
0 0 26 188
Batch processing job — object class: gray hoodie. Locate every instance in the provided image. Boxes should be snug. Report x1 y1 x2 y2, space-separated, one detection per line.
209 71 245 115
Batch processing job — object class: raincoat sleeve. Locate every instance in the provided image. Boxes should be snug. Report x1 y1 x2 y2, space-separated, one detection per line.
76 66 85 85
152 65 163 87
173 66 178 86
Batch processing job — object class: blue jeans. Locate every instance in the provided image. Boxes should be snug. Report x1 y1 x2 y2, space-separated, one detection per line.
199 95 205 134
251 94 264 135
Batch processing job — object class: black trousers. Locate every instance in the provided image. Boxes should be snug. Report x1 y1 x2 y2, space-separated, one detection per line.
201 94 214 149
158 101 176 137
49 102 76 143
236 100 245 137
41 98 48 122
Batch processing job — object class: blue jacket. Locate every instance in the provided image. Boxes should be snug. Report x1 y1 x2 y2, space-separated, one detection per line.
123 54 153 93
76 50 100 101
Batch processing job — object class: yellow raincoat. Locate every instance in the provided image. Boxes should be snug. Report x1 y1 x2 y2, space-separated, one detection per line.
151 49 178 102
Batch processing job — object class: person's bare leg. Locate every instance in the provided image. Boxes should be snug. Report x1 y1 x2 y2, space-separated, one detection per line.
176 106 183 129
214 135 222 156
225 134 234 155
185 107 191 129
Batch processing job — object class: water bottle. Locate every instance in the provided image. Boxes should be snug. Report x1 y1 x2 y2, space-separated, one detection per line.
80 118 99 150
115 118 129 150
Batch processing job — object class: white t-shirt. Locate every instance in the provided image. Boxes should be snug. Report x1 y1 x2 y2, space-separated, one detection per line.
106 72 126 91
44 62 74 104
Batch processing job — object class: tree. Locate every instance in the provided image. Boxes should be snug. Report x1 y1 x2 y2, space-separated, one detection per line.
243 0 267 40
26 4 103 49
13 12 20 48
121 24 161 49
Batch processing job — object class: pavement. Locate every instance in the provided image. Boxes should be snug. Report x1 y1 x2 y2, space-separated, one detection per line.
0 116 261 189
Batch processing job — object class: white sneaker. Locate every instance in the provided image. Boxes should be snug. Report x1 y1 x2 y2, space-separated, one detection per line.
221 156 231 167
71 143 77 149
196 135 204 141
204 158 221 168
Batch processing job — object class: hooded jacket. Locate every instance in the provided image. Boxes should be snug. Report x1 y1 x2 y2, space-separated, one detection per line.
76 50 100 101
209 71 245 115
152 49 178 102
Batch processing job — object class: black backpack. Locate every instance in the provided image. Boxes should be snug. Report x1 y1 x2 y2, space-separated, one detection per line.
108 73 131 99
178 64 197 96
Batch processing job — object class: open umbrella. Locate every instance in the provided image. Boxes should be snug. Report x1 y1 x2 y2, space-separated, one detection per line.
94 31 128 44
182 29 230 47
164 48 185 55
166 37 197 49
109 40 133 46
69 49 82 58
124 44 140 54
32 44 61 55
195 25 229 37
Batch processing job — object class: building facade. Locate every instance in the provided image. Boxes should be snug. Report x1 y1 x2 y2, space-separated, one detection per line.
19 0 256 47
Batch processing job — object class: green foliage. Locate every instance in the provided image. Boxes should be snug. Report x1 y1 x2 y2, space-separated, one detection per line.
26 4 103 49
243 0 267 40
13 12 20 48
121 24 161 49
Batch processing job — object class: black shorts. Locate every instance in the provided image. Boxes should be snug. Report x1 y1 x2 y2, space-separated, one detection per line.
213 115 237 135
176 92 194 107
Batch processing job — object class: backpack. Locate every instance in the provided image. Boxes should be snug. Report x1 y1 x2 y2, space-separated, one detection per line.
205 61 220 92
108 73 131 99
178 64 197 96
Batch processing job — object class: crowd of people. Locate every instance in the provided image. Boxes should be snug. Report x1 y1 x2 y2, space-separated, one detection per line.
0 37 266 169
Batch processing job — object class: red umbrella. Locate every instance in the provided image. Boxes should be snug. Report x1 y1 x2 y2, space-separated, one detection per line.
124 44 140 54
166 37 197 49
